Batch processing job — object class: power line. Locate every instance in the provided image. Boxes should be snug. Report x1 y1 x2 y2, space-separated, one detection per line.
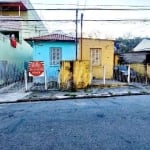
1 19 150 22
27 2 150 8
23 8 150 11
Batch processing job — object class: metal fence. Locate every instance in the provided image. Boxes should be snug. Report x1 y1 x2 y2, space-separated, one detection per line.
0 61 25 87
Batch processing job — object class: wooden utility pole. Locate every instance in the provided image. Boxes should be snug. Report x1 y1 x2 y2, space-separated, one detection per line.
81 13 83 60
75 9 78 60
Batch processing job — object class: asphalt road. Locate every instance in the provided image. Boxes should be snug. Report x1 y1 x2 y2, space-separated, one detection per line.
0 95 150 150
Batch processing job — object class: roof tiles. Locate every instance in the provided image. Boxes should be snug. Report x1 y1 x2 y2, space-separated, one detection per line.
25 34 76 42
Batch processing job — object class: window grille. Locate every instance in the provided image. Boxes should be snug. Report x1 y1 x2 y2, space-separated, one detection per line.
90 48 101 66
50 47 62 65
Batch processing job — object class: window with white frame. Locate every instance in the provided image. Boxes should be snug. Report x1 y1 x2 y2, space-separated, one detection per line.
50 47 62 65
90 48 101 66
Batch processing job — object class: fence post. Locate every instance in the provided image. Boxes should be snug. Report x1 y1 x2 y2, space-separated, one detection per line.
58 71 60 89
24 70 28 91
146 63 148 85
103 65 106 85
90 54 93 84
44 70 47 90
127 64 130 84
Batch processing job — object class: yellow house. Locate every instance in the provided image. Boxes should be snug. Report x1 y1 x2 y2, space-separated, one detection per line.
78 38 114 79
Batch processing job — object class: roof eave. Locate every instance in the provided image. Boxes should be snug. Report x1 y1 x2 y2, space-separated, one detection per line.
25 39 76 42
0 1 27 11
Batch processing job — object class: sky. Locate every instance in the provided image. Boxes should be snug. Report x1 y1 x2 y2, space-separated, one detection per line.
30 0 150 39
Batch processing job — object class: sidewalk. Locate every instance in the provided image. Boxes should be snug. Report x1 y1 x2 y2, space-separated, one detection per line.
0 82 150 104
0 82 32 103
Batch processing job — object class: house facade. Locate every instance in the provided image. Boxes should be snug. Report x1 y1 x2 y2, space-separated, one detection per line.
0 0 48 84
118 39 150 77
25 34 76 83
78 38 114 79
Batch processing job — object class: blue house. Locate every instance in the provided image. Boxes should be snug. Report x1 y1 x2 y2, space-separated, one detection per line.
25 34 76 83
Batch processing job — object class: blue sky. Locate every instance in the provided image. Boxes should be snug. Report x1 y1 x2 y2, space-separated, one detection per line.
30 0 150 39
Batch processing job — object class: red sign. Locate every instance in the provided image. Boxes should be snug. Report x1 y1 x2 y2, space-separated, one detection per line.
29 61 44 76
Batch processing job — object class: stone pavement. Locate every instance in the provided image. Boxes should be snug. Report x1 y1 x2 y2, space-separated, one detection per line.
0 81 150 104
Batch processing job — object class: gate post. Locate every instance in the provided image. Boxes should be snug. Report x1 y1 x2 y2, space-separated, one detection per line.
24 70 28 91
146 64 148 85
103 65 106 85
44 69 47 90
127 64 130 84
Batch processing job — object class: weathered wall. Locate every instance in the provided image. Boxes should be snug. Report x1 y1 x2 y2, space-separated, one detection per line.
73 60 90 89
130 63 150 77
0 34 32 70
114 54 119 66
78 38 114 79
60 60 90 89
0 34 33 84
59 61 73 89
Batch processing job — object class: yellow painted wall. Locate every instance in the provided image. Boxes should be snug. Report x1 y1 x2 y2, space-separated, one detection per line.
131 63 150 77
73 60 90 89
147 64 150 78
60 60 90 89
78 38 114 79
59 61 73 89
130 64 146 76
1 11 26 16
114 54 119 66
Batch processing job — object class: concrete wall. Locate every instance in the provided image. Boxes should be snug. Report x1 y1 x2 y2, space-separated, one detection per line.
130 63 150 78
60 60 90 89
0 33 33 84
114 54 119 66
0 33 32 69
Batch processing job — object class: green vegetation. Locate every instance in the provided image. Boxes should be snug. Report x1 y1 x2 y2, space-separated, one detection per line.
115 37 149 53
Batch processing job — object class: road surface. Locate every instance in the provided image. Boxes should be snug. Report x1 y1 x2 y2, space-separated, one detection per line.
0 95 150 150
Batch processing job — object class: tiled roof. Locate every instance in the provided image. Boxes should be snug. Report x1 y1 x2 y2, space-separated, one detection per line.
25 34 76 42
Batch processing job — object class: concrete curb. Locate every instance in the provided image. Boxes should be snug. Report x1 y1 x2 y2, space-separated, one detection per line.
15 92 150 103
0 84 150 104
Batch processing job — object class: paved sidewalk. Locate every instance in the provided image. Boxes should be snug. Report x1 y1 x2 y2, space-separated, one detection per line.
0 82 32 103
0 81 150 104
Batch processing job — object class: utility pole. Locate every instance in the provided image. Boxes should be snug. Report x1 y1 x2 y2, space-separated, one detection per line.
75 9 78 60
81 13 83 60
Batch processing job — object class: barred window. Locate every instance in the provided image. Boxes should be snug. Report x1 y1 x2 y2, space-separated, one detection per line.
50 47 62 65
90 48 101 66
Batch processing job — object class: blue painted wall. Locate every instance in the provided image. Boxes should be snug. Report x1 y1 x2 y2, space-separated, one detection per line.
32 41 76 82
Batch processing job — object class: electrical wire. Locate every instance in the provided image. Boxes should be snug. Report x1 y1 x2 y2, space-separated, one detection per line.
0 19 150 22
25 2 150 8
17 8 150 10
